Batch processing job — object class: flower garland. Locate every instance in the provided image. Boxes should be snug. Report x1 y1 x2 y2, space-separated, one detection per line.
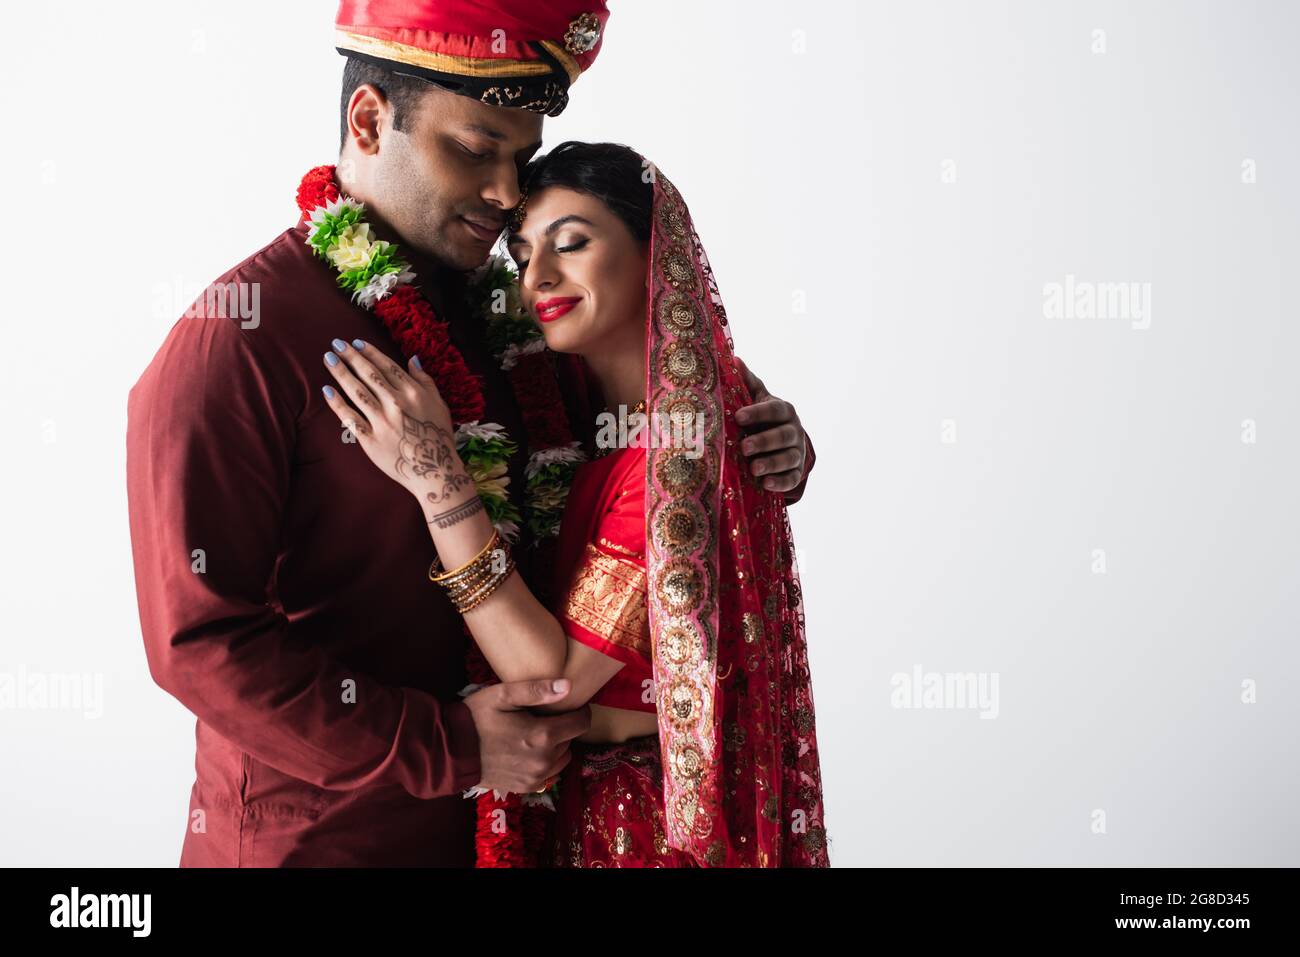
460 255 585 868
467 255 586 541
297 166 585 866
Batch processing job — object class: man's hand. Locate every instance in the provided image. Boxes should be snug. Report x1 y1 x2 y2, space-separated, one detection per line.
462 678 591 793
734 358 809 495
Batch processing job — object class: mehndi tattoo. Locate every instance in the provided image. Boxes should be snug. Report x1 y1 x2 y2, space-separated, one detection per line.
396 412 474 502
427 496 484 529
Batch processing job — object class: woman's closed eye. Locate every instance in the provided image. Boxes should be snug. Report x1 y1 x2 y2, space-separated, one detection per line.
556 237 589 254
509 236 589 271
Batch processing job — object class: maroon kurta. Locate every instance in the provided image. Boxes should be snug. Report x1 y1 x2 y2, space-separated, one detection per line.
126 219 531 866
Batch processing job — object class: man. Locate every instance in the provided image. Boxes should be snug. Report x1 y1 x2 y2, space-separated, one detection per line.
126 0 814 866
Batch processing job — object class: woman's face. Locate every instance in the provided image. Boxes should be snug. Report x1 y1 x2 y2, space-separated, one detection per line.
506 186 647 355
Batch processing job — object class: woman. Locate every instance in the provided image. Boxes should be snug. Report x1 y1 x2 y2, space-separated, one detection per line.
319 143 828 867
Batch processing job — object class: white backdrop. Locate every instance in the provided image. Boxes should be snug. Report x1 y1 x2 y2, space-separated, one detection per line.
1 0 1297 867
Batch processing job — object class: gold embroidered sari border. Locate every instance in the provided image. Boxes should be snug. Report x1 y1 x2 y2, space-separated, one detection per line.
562 543 651 657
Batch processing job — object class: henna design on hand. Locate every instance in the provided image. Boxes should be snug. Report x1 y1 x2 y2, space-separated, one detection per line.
396 413 473 502
427 495 485 529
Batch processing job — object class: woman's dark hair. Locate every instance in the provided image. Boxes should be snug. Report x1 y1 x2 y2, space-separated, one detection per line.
519 142 654 242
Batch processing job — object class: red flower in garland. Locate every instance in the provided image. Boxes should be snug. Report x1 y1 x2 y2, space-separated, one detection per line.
296 165 340 213
510 352 575 448
372 285 485 423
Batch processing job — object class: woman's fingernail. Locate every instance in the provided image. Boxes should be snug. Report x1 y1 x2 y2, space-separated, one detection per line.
411 355 422 371
322 385 336 399
352 339 366 350
331 338 348 352
324 352 340 366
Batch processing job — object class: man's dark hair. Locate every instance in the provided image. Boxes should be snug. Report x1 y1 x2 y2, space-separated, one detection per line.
520 142 654 242
339 56 437 149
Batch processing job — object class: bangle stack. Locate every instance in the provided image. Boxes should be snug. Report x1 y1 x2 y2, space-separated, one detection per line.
428 528 516 613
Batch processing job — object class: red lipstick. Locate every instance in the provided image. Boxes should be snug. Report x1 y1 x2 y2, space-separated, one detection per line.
535 296 582 323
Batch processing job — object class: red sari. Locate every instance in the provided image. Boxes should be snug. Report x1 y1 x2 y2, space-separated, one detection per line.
548 443 695 866
544 165 829 868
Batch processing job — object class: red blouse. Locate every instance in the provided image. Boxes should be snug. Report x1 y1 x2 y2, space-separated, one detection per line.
551 444 655 713
549 430 816 715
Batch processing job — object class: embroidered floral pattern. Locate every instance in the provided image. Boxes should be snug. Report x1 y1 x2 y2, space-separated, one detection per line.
562 543 651 657
642 167 829 866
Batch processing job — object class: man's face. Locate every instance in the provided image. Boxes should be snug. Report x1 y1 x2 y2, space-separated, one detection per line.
367 84 544 271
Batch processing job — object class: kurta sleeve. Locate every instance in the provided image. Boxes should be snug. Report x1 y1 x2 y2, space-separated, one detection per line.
126 309 481 799
558 455 655 711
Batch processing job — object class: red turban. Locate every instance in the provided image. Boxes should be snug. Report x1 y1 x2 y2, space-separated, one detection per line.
335 0 610 116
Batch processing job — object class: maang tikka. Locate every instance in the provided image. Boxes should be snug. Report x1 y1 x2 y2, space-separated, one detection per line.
509 186 529 233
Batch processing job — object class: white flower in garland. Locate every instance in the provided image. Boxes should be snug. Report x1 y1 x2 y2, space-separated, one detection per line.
493 517 521 543
474 459 511 501
468 252 512 283
305 194 416 313
525 442 586 478
520 790 556 810
522 443 585 541
456 421 510 443
353 266 416 308
462 782 552 807
451 420 523 542
305 196 365 244
499 337 547 371
327 222 376 270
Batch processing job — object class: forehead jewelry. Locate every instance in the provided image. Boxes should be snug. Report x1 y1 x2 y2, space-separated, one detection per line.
509 186 529 232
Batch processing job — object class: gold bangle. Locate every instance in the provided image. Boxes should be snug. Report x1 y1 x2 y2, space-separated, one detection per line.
429 528 500 584
451 551 515 611
427 526 516 615
444 568 493 597
440 540 511 596
445 569 499 605
453 551 513 600
429 531 498 583
453 557 516 613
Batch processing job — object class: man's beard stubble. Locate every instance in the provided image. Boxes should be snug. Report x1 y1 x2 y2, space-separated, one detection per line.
371 158 481 272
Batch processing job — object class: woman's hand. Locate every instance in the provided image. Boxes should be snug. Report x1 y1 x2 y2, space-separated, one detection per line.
320 338 476 512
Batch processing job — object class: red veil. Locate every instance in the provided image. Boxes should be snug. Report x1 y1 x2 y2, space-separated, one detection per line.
633 165 828 866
